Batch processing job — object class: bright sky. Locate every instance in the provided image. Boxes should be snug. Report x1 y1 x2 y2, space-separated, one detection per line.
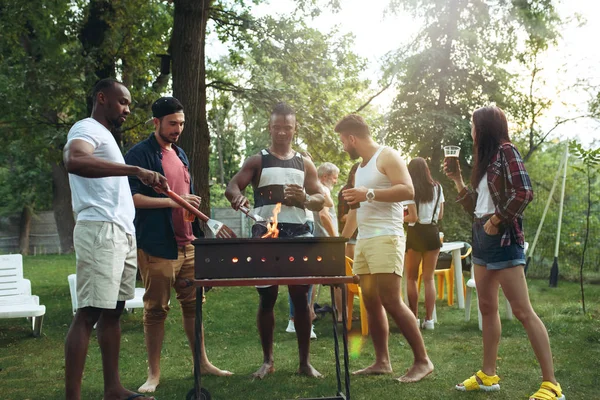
218 0 600 147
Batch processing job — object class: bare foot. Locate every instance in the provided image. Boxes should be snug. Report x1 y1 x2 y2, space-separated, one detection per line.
201 362 233 377
298 363 323 378
252 362 275 379
104 387 155 400
352 363 393 375
138 376 160 393
396 359 434 383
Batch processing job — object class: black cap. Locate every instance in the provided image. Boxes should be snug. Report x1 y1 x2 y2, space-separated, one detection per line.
152 97 184 119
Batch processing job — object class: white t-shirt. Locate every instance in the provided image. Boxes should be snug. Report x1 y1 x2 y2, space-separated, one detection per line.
404 184 445 225
66 118 136 234
475 173 496 218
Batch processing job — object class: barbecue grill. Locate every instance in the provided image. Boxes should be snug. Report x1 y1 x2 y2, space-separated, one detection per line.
187 236 354 400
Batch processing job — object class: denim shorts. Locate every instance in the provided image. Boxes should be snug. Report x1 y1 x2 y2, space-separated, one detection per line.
472 216 525 270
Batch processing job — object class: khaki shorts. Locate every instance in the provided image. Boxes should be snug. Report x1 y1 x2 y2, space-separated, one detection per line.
353 235 406 276
137 244 198 325
74 221 137 309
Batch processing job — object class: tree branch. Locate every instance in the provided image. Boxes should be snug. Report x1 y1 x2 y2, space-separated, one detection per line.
353 81 393 113
524 114 594 161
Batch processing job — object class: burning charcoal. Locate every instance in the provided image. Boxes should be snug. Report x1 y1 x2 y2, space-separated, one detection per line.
252 224 268 238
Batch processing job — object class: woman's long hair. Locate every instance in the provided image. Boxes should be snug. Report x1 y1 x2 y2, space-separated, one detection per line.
471 106 511 188
408 157 436 203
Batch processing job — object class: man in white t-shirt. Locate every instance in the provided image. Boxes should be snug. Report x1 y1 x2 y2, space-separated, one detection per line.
336 114 434 383
63 78 167 400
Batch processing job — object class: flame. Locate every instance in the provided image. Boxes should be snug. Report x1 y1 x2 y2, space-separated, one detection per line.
261 203 282 238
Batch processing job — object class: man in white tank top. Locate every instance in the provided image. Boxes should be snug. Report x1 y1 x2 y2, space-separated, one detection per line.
335 114 434 383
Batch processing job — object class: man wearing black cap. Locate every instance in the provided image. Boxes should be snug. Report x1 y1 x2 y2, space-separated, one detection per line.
125 97 231 394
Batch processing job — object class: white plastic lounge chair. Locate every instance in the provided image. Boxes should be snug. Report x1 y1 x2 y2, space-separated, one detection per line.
67 274 145 315
0 254 46 337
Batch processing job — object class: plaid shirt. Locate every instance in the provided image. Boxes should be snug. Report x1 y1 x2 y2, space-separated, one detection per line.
457 143 533 247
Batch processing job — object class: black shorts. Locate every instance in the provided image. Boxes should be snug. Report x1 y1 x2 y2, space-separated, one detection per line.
406 223 441 253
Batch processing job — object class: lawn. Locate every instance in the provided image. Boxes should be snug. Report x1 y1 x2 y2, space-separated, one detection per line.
1 254 599 400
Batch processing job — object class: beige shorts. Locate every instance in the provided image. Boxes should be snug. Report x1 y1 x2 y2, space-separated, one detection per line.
137 244 198 324
353 235 406 276
73 221 137 309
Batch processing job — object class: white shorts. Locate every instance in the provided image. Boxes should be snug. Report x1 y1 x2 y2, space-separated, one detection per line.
74 221 137 309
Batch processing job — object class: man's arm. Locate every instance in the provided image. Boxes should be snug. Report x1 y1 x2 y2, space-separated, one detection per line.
317 187 336 236
64 139 168 190
302 157 326 211
342 148 414 205
225 155 260 210
341 209 357 239
132 193 201 209
405 202 418 224
319 207 337 237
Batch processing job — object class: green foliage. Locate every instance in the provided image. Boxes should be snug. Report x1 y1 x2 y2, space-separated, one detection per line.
523 142 600 280
382 0 565 245
207 9 373 180
385 0 517 164
0 0 173 217
570 141 600 167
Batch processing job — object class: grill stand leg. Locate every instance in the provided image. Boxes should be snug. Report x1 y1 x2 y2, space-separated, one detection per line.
189 286 209 400
330 284 351 400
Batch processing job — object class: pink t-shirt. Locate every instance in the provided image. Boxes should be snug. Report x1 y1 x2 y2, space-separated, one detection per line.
161 147 195 246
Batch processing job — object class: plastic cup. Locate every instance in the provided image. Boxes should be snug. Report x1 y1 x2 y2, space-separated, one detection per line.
439 232 444 244
184 209 196 222
443 146 460 173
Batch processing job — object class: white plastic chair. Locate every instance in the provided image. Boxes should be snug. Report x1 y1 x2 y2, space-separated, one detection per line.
464 242 528 330
0 254 46 337
68 274 145 315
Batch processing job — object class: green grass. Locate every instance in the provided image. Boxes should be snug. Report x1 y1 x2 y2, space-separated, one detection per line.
1 254 599 399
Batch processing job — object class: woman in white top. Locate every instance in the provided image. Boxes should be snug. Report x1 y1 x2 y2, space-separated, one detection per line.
446 106 564 400
404 157 444 330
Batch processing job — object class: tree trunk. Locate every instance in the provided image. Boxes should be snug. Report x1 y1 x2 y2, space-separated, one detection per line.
52 162 75 254
171 0 212 218
430 0 460 180
215 117 225 185
579 165 591 313
18 205 33 256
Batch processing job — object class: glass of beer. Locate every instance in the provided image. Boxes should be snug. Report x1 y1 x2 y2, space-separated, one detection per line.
443 145 460 173
184 209 196 222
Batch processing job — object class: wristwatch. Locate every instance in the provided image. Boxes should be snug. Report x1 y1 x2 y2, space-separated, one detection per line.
366 189 375 203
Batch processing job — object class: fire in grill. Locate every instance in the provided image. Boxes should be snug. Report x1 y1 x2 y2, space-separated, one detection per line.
193 237 347 279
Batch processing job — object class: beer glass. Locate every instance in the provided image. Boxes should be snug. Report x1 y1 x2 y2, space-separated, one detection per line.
443 145 460 173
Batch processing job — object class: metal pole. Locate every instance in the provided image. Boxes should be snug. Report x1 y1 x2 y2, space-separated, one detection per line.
550 143 569 287
525 151 566 273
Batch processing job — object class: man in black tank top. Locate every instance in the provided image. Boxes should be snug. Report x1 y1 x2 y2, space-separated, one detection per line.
226 102 326 378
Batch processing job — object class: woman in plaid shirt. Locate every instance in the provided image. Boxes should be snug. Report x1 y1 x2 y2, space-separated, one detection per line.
446 106 565 400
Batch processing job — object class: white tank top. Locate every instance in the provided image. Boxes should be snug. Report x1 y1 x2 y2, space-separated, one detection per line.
354 146 404 239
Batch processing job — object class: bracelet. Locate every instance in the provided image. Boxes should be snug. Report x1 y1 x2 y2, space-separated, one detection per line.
490 216 501 227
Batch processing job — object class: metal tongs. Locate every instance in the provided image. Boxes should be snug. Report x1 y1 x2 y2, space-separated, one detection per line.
239 205 267 225
164 189 237 238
